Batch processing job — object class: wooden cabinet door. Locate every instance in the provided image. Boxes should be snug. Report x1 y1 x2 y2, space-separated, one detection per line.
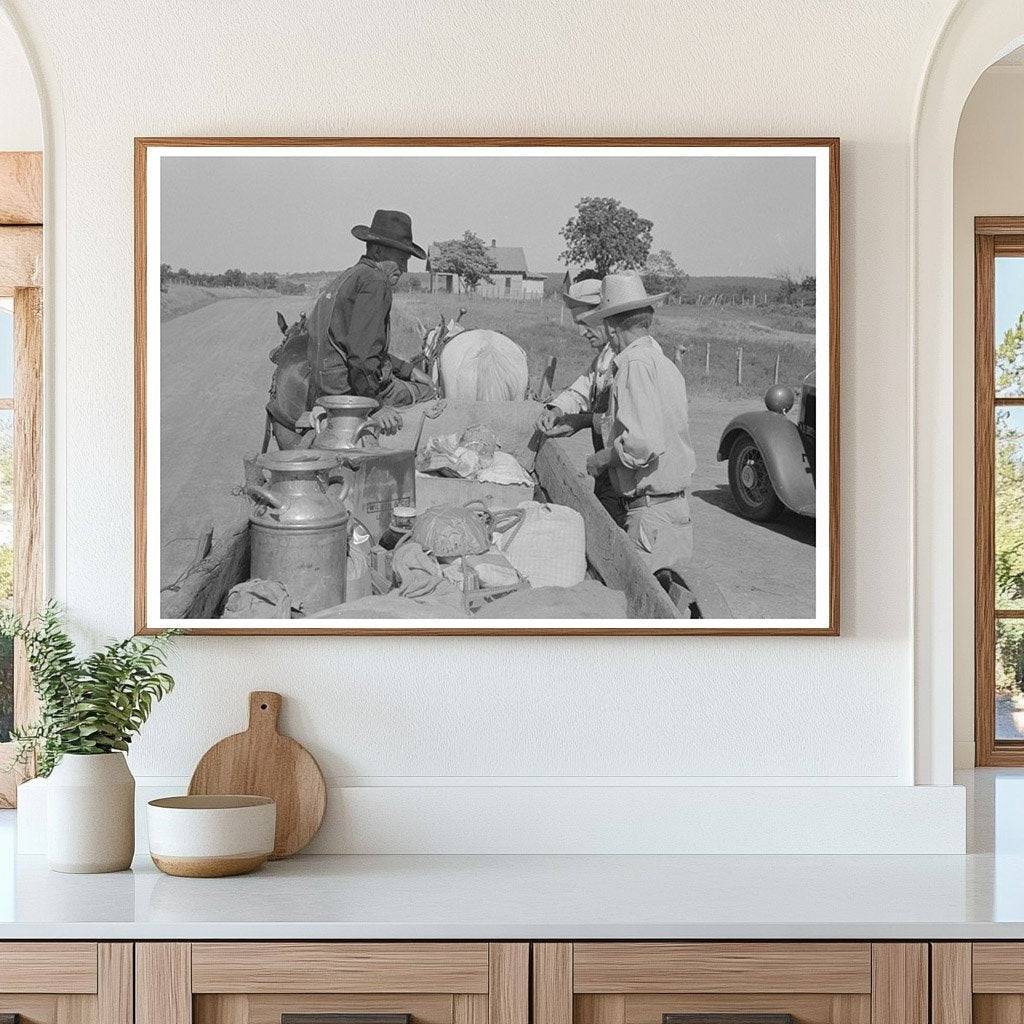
137 943 528 1024
0 942 132 1024
534 944 928 1024
933 943 1024 1024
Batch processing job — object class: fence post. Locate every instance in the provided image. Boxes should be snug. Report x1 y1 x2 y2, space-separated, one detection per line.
774 351 781 385
736 346 743 385
705 340 711 376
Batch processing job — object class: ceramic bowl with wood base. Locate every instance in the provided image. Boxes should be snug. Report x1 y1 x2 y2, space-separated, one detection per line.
147 795 276 877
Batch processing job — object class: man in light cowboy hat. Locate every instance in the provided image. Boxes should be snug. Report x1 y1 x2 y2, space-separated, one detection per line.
577 272 697 577
535 270 626 527
306 209 436 425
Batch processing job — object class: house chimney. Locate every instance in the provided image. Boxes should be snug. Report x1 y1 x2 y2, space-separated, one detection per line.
490 239 496 248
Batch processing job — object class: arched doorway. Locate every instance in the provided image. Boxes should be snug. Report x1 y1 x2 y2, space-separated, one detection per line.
914 0 1024 785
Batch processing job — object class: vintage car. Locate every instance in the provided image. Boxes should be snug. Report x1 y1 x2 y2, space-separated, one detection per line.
716 373 816 522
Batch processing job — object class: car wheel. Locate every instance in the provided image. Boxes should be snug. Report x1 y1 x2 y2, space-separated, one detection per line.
727 432 783 522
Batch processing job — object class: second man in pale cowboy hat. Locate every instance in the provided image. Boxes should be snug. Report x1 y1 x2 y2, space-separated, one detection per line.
578 272 697 576
306 209 436 432
535 270 626 526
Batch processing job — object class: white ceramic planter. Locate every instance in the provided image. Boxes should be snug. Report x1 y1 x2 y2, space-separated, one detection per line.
46 752 135 873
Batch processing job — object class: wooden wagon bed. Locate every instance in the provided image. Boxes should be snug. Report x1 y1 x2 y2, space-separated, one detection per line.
160 402 681 620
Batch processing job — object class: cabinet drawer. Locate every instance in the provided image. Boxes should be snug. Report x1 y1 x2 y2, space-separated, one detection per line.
0 942 98 993
0 943 130 1024
535 943 926 1024
191 943 490 993
139 942 528 1024
572 943 872 994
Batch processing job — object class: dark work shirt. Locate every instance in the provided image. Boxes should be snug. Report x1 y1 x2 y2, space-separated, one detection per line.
306 257 411 402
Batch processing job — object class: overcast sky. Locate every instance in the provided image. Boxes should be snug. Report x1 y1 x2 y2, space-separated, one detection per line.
160 152 816 278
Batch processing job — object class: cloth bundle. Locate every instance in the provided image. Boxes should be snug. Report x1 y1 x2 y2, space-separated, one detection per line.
223 579 293 618
496 501 587 589
416 424 532 487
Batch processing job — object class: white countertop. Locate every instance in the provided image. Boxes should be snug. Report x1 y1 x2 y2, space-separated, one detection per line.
2 849 1024 940
1 770 1022 941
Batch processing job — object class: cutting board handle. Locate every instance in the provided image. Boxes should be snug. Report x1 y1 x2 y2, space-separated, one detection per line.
248 691 282 734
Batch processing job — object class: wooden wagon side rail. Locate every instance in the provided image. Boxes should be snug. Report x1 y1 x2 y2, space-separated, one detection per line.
161 521 250 619
534 438 680 619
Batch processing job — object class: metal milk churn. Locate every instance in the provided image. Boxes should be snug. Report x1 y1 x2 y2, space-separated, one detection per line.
310 395 381 449
247 450 350 615
310 396 416 543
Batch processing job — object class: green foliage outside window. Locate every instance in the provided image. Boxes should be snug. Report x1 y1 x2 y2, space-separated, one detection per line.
995 314 1024 694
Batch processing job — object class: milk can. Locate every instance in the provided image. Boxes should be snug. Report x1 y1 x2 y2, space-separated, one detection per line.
310 395 381 450
247 450 350 615
310 396 416 542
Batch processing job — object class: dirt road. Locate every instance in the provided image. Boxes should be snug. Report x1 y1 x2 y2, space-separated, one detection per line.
159 294 310 588
159 295 816 618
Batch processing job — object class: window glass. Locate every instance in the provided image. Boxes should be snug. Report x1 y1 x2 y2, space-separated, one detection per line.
0 300 12 399
0 401 10 743
996 257 1024 396
997 619 1024 740
997 406 1024 610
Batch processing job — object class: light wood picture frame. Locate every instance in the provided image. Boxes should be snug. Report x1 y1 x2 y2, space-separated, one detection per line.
135 137 839 636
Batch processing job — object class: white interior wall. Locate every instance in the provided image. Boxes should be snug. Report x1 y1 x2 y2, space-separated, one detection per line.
0 0 982 852
952 64 1024 767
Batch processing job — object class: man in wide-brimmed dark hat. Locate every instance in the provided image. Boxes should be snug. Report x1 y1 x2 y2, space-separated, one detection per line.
306 209 435 421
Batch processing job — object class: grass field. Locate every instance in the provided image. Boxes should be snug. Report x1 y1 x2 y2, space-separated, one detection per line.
162 283 817 400
388 292 816 401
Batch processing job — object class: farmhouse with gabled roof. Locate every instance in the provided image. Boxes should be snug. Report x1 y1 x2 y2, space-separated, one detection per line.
426 239 547 301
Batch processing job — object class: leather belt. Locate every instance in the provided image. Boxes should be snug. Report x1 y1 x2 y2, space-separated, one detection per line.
624 491 685 511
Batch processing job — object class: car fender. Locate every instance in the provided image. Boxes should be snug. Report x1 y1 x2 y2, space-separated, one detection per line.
717 411 816 517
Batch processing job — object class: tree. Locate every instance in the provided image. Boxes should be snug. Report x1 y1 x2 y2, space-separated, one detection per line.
998 310 1024 395
641 249 688 298
558 197 653 277
996 313 1024 626
995 313 1024 695
431 231 497 292
773 270 800 303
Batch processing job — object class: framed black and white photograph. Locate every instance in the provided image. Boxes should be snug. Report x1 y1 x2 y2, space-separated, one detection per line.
135 138 839 635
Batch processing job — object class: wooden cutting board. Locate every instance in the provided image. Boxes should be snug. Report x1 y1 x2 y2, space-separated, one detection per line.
188 691 326 859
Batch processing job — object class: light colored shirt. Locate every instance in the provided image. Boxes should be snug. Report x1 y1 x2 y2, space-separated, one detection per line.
602 335 696 498
548 344 615 415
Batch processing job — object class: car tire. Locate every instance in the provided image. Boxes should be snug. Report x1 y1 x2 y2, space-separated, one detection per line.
727 432 783 522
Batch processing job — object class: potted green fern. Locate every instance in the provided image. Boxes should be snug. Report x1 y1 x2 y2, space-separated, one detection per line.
2 604 177 873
